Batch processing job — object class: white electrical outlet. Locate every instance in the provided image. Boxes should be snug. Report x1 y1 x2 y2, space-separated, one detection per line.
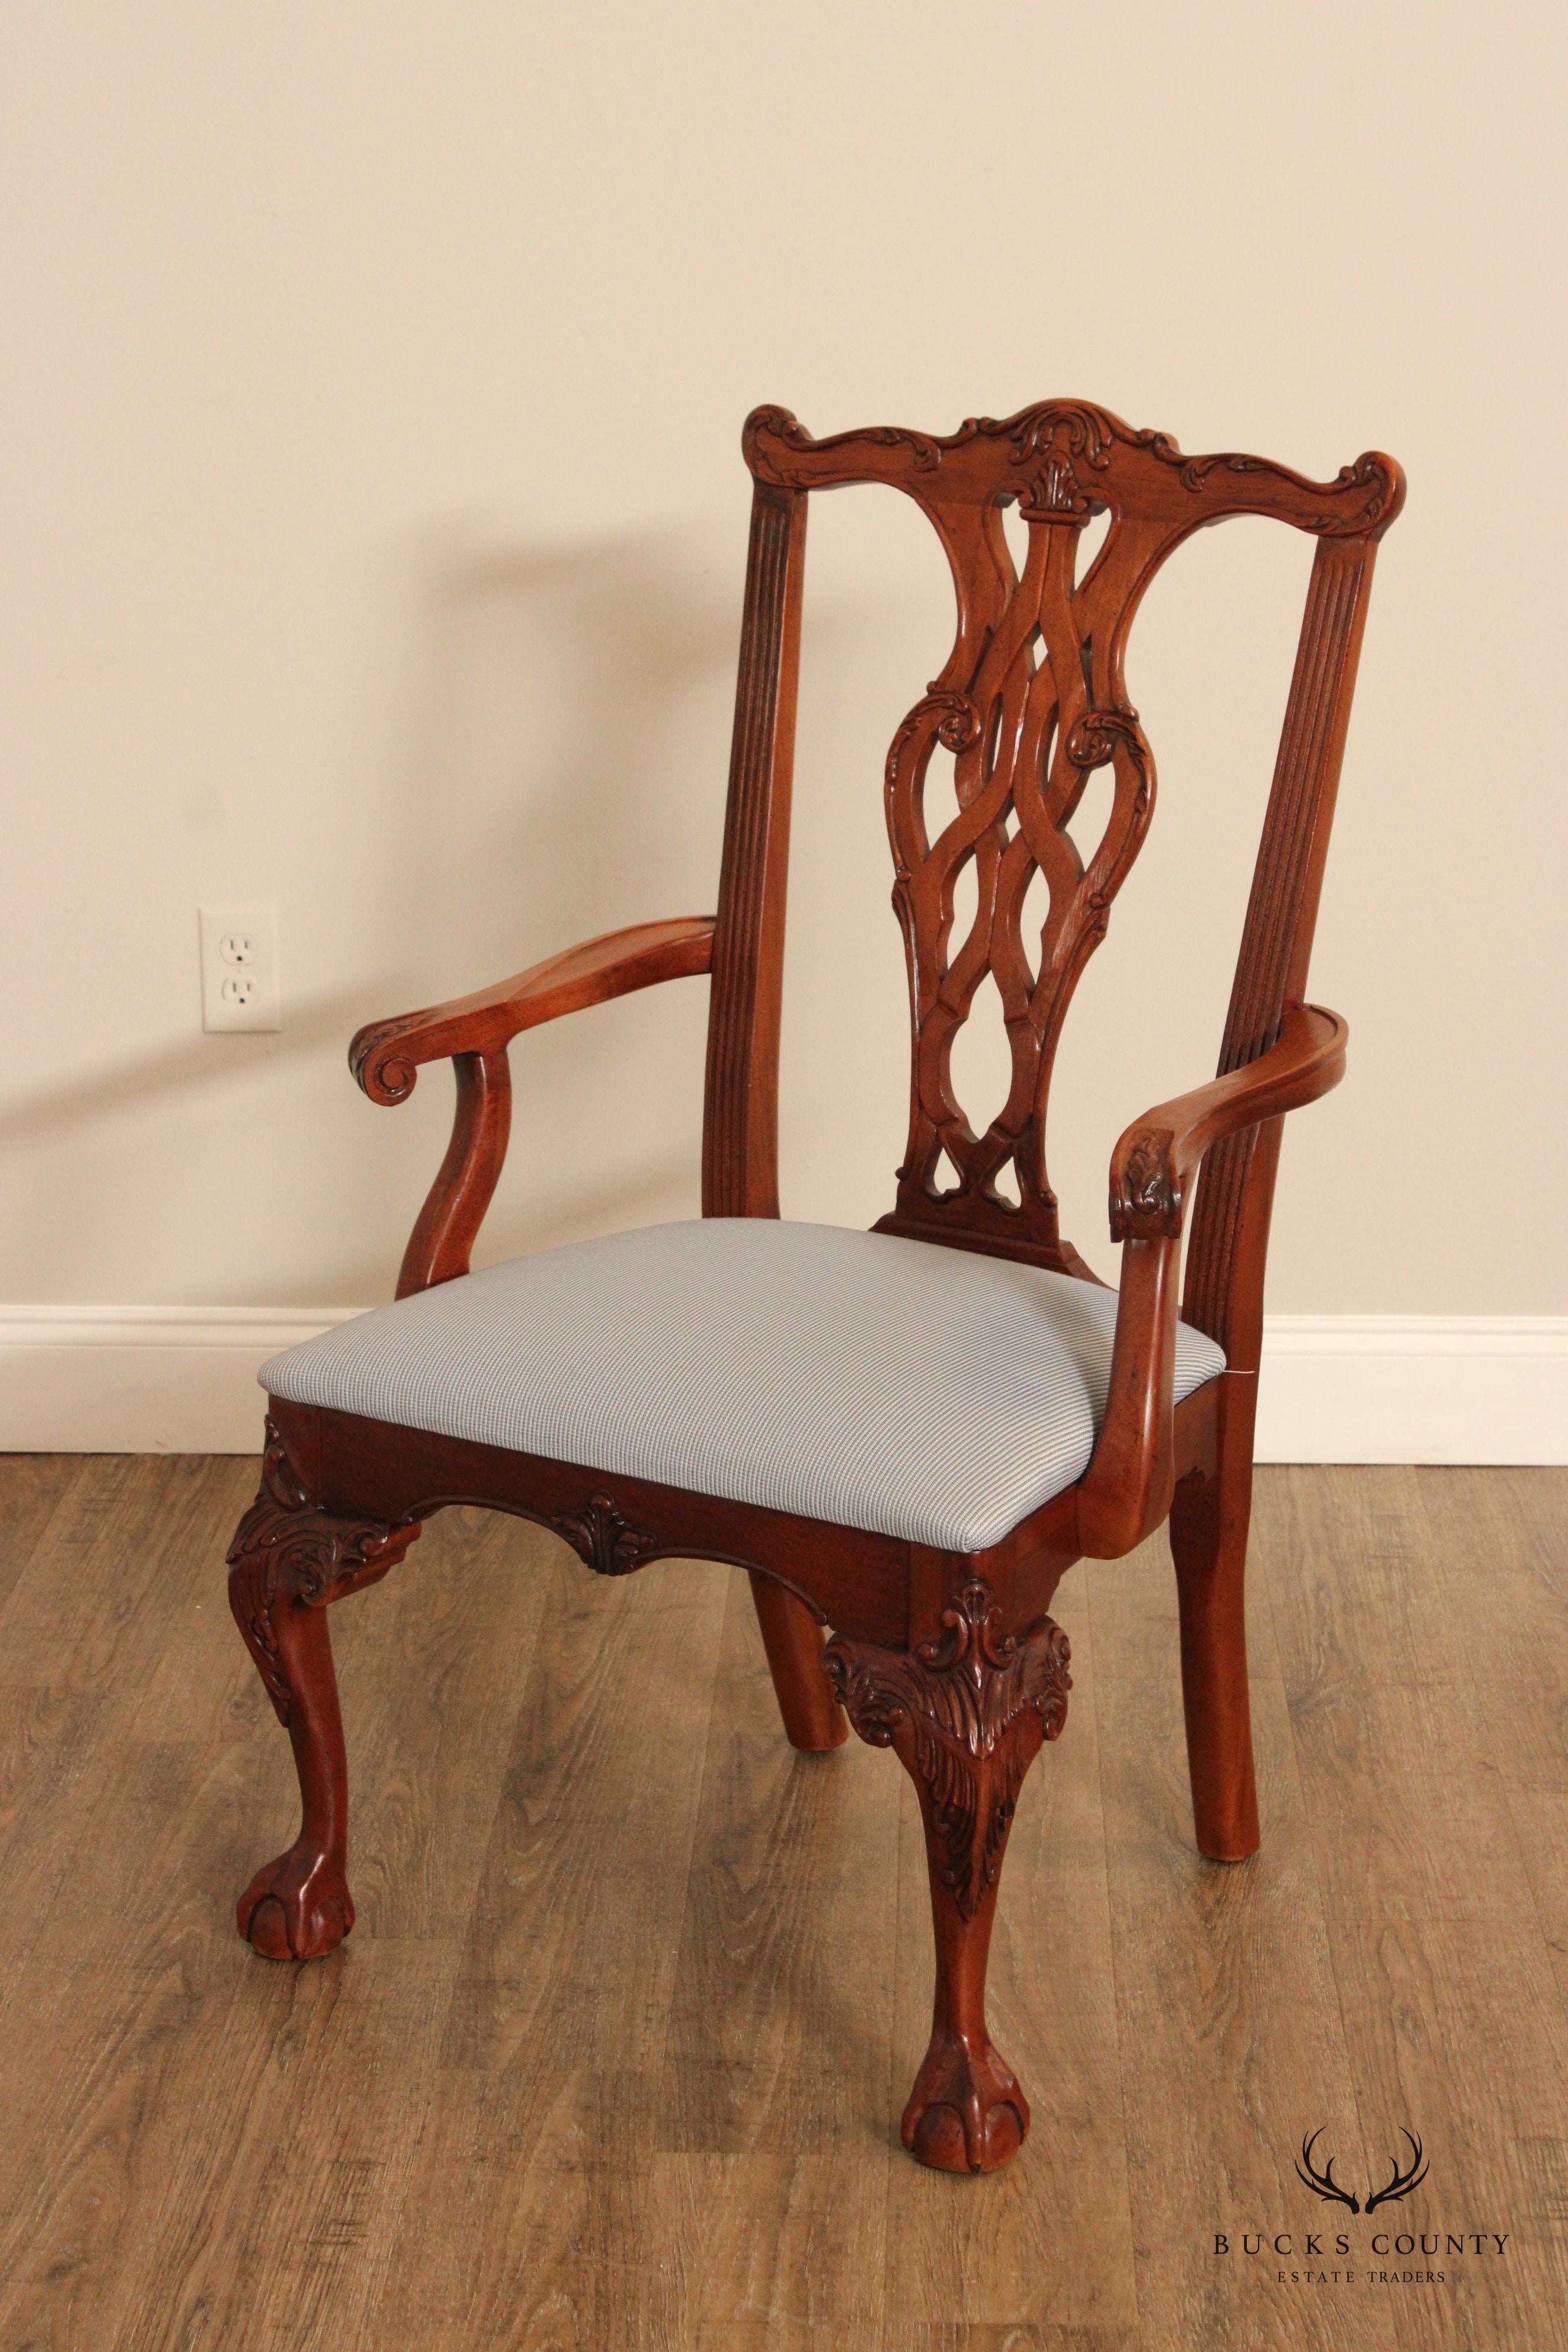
200 906 281 1033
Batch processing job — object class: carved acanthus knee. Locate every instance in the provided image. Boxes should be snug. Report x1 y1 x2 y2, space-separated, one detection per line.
227 1419 420 1721
824 1578 1071 1916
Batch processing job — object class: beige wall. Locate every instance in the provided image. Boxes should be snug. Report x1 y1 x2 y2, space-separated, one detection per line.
2 1 1563 1319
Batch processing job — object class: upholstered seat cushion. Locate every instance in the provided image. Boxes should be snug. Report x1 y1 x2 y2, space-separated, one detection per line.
261 1219 1226 1553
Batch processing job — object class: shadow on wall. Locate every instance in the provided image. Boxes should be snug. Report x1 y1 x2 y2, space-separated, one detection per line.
364 521 739 1283
2 522 744 1303
0 994 372 1152
381 520 738 988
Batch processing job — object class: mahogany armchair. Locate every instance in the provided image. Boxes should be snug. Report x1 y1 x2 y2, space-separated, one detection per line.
226 401 1402 2174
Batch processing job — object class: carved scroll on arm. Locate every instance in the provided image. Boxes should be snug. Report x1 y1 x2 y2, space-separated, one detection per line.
1108 1005 1348 1247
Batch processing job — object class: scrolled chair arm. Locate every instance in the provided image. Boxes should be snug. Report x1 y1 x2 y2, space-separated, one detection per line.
1076 1004 1348 1558
1106 1003 1347 1243
350 916 717 1105
348 916 717 1298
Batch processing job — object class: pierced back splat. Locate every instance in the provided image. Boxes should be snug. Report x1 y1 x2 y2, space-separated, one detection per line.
707 401 1402 1283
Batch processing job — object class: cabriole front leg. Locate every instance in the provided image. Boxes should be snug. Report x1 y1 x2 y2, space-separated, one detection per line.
227 1419 420 1961
825 1579 1072 2174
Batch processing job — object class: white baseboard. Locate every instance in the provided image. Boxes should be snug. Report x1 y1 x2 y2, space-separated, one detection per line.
0 1305 1564 1464
0 1306 364 1453
1250 1314 1568 1465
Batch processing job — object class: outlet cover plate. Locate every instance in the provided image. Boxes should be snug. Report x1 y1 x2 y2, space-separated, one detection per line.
199 906 281 1033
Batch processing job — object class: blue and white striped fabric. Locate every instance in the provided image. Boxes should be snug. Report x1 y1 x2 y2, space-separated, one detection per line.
262 1219 1224 1552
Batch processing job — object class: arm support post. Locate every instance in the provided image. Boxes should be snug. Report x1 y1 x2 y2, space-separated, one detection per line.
396 1049 512 1297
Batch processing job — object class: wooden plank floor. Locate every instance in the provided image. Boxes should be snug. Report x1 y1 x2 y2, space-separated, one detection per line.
0 1458 1563 2349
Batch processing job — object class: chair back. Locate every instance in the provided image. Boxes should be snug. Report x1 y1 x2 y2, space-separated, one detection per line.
703 401 1403 1357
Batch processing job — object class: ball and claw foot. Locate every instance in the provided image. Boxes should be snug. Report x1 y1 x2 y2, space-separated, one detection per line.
902 2028 1031 2174
237 1843 354 1961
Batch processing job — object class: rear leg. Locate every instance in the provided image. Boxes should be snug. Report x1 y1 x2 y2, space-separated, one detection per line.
748 1572 847 1752
1170 1383 1260 1861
